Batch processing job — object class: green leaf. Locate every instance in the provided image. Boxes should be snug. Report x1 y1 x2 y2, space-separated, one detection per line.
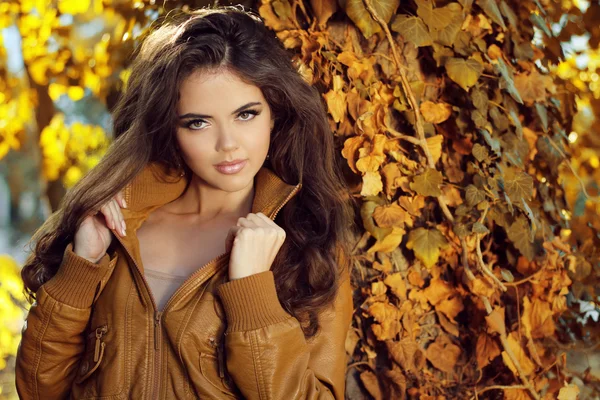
339 0 400 38
476 0 507 30
506 215 536 261
479 129 501 157
492 58 523 104
445 57 483 91
391 15 433 47
530 12 552 37
502 166 533 204
472 222 489 234
406 227 449 269
416 0 463 32
410 168 443 197
466 184 486 207
472 143 490 163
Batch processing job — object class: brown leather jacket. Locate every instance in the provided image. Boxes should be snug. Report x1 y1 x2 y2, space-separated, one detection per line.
15 163 353 399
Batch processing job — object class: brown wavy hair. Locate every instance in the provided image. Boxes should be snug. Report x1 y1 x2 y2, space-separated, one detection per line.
21 5 357 337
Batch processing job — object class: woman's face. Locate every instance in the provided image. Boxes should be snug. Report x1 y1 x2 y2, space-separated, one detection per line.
175 68 273 191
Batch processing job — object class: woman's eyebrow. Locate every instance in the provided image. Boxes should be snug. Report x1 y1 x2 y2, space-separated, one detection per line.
178 101 262 119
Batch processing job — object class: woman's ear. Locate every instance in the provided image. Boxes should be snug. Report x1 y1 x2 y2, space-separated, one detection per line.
270 118 275 131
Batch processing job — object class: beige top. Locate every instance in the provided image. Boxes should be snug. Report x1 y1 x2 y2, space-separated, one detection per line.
144 268 188 311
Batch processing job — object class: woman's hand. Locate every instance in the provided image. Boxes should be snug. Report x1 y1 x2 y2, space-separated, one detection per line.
73 192 127 264
225 212 286 280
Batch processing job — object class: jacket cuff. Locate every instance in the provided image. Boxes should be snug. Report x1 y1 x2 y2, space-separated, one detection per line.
42 243 112 309
216 271 291 332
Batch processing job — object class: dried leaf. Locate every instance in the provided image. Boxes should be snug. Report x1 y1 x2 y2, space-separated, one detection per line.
420 101 452 124
501 332 536 378
425 335 461 373
476 333 501 368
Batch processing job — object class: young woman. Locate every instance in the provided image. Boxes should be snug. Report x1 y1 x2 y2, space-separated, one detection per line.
15 5 357 400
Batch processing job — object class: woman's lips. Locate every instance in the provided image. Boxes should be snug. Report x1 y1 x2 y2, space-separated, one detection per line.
214 159 248 174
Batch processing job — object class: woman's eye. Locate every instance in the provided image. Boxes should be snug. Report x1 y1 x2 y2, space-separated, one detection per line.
238 110 259 121
186 120 207 130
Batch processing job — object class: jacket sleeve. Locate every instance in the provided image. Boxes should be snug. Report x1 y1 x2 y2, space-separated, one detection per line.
215 269 353 399
15 243 116 400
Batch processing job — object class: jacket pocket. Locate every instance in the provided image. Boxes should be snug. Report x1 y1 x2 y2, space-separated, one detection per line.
75 324 108 384
199 341 237 398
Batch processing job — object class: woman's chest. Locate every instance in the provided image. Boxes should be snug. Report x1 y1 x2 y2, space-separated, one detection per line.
136 214 233 277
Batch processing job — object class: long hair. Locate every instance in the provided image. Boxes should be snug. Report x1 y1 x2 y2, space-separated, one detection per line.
21 6 357 337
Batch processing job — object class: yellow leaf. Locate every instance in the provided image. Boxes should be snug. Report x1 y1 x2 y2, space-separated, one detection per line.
368 226 405 253
426 134 444 164
339 0 400 39
361 171 383 196
372 202 410 228
406 227 449 269
384 273 407 300
476 333 501 368
485 306 506 336
437 295 464 322
410 168 443 197
501 332 536 377
557 383 580 400
445 57 483 91
310 0 337 26
420 101 452 124
341 136 365 174
522 296 555 339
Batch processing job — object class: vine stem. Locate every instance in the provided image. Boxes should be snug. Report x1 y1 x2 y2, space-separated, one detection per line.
362 0 454 223
361 2 541 398
543 133 600 203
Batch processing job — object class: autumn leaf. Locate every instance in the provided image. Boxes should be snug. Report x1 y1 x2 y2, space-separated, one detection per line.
557 383 580 400
339 0 400 39
522 296 556 339
425 334 461 373
324 75 346 123
373 202 411 228
476 333 501 368
485 306 506 336
410 168 443 197
445 57 483 91
424 277 454 305
384 273 407 300
368 226 406 253
406 227 449 269
341 136 365 174
387 338 426 373
476 0 507 30
502 332 536 378
426 135 444 164
391 15 433 47
420 101 452 124
368 302 402 340
310 0 337 27
360 370 383 400
502 166 534 204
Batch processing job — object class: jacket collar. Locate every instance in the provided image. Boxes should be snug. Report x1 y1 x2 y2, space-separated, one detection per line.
122 162 302 225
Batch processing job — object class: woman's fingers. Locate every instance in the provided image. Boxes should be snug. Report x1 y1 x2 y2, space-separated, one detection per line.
116 190 127 209
109 199 126 236
99 198 126 236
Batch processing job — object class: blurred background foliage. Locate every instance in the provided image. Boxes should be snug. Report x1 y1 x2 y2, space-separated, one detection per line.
0 0 599 399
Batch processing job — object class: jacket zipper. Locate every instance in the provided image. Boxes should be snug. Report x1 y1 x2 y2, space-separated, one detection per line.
112 182 301 399
93 325 108 363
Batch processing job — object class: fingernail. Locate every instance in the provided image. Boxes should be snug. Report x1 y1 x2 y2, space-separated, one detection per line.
122 199 127 208
121 221 127 236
